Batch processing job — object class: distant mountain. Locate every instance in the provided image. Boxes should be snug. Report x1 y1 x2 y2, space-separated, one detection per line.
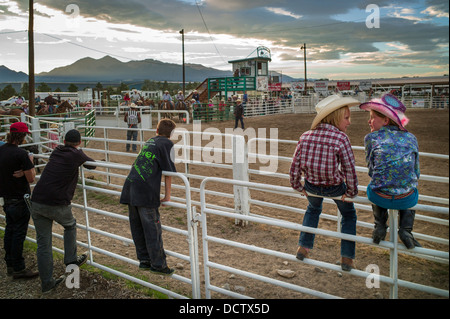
1 57 299 84
0 65 28 82
36 56 232 83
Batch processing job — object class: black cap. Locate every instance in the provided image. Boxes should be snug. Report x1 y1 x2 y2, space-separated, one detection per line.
65 129 81 143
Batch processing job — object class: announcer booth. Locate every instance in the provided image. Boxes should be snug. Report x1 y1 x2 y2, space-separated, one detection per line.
207 46 273 100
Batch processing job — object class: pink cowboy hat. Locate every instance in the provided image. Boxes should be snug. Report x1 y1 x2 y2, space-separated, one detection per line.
359 93 409 131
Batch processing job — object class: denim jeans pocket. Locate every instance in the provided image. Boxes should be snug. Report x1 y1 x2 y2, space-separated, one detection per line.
305 181 346 197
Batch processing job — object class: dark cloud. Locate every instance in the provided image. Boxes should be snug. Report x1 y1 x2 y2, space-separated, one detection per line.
3 0 448 70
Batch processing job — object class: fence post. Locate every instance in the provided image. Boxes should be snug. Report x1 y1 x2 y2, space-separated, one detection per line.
63 121 75 137
31 117 42 153
232 134 250 226
389 209 399 299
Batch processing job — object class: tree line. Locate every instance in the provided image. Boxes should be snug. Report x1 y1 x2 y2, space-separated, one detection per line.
0 80 201 101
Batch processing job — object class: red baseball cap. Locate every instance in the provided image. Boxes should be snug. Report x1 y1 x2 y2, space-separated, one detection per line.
10 122 31 134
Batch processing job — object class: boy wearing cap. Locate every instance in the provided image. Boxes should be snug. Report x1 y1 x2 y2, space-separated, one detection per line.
360 94 421 249
289 95 359 271
0 122 38 279
120 119 177 276
30 129 96 293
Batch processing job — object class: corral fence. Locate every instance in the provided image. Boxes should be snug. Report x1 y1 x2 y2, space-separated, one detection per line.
0 116 448 299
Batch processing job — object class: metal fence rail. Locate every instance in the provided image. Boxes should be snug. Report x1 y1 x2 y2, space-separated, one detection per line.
1 118 448 299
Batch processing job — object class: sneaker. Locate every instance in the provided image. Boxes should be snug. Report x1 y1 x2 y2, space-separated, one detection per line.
150 266 175 276
42 275 65 294
12 268 39 280
66 252 88 267
139 261 152 270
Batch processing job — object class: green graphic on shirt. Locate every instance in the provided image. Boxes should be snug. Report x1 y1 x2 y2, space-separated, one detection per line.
133 139 157 182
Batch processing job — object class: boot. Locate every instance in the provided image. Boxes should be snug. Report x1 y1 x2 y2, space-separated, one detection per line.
372 205 388 244
398 210 421 249
341 257 354 272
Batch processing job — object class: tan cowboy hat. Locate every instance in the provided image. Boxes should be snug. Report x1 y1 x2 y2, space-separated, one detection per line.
130 103 137 108
311 95 360 129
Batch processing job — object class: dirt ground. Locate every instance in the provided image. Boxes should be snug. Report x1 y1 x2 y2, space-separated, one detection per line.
1 108 448 300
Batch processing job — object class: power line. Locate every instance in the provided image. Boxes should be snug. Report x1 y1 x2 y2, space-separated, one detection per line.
195 1 228 65
42 33 135 61
0 30 27 35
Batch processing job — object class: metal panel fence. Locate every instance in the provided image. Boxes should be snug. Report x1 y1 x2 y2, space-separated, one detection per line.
0 118 448 299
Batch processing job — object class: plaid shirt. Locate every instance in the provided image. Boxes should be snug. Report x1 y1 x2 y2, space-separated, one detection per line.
289 123 358 197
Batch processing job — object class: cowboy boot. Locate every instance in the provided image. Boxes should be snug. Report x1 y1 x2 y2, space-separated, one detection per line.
372 205 388 244
398 210 421 249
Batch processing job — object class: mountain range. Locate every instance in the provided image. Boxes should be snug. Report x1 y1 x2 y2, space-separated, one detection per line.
0 55 297 84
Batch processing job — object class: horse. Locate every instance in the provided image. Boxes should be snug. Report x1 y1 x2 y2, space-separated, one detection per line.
175 100 189 122
55 101 74 115
37 105 50 116
159 100 174 119
0 107 24 119
143 99 156 109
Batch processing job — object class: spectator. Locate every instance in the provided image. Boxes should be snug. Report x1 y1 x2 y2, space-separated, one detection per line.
31 129 96 293
0 122 38 280
120 119 177 276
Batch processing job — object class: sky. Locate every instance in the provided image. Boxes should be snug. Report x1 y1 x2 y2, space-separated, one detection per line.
0 0 448 80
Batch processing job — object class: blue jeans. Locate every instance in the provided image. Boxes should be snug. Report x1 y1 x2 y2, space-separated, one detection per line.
128 206 167 269
367 185 418 210
3 198 30 272
126 126 138 151
31 202 78 291
234 116 244 129
299 182 357 259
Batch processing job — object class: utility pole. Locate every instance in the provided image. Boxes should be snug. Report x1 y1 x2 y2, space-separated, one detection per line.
180 29 185 97
28 0 35 116
301 43 307 95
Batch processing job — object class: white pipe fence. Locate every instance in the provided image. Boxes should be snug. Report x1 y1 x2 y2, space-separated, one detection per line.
0 118 448 299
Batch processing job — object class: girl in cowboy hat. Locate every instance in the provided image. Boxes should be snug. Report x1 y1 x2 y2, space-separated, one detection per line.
290 94 360 271
360 93 421 249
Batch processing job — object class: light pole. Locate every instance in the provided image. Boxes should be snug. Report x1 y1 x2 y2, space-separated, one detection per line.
301 43 307 95
28 0 35 115
180 29 185 97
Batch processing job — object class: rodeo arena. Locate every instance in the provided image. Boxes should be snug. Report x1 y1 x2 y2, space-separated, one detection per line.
0 47 449 301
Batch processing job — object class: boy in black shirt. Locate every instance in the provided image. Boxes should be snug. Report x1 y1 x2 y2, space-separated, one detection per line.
120 119 177 275
31 129 96 293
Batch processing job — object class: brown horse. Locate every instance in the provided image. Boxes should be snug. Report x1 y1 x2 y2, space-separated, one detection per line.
160 100 174 119
175 100 190 122
55 101 74 115
0 107 24 118
142 99 156 114
37 105 50 116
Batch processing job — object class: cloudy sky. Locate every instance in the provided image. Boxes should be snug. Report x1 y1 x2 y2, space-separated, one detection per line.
0 0 448 80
